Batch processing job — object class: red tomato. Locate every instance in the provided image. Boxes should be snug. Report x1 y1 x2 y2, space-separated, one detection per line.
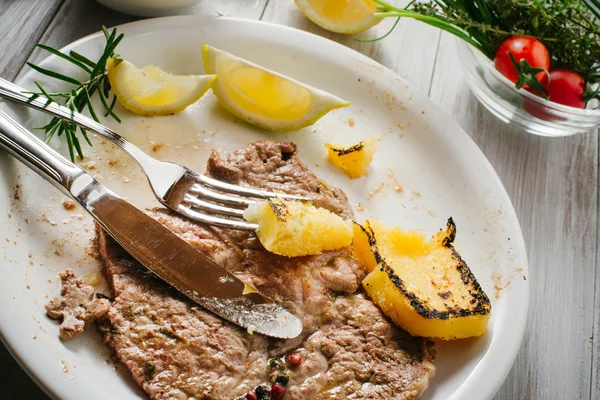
524 69 586 119
494 36 550 83
538 69 586 108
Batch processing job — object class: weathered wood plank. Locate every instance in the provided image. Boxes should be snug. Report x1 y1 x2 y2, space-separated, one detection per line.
21 0 269 72
428 32 597 400
593 201 600 396
0 0 63 80
21 0 138 69
260 1 441 94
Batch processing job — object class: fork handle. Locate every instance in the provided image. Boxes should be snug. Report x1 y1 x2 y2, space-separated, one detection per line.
0 77 155 170
0 109 85 195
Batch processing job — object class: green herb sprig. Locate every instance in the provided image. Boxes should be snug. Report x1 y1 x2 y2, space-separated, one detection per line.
370 0 600 106
26 27 124 161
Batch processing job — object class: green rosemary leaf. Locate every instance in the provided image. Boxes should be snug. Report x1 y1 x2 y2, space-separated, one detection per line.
103 26 115 43
102 77 111 98
23 91 70 98
34 81 55 103
70 124 84 159
91 32 124 78
108 95 120 122
44 121 60 142
26 62 82 85
84 89 100 122
38 120 55 131
63 122 75 161
80 127 93 147
36 44 92 73
99 89 121 122
69 50 97 68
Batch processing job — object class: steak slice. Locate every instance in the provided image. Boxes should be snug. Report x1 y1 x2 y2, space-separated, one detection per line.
97 141 435 399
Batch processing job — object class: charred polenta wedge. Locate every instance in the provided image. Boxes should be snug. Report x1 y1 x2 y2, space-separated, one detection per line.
353 218 491 340
243 198 352 257
325 139 376 178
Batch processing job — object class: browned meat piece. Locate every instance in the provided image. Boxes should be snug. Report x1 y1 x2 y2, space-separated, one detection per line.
46 269 110 340
97 141 435 399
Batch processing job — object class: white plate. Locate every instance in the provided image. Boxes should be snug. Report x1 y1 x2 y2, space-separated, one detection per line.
0 16 528 400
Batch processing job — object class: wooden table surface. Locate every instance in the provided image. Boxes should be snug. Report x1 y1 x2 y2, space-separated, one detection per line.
0 0 598 399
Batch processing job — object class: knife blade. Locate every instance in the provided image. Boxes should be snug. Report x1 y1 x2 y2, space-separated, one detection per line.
0 110 303 339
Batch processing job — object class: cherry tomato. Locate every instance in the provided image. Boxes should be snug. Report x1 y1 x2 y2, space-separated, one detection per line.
494 36 550 83
524 69 586 119
538 69 586 108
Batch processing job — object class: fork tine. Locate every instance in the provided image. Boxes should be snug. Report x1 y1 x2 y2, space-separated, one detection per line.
190 184 257 207
197 174 310 201
177 204 258 231
183 193 246 218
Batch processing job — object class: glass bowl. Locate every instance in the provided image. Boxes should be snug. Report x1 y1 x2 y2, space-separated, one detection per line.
457 40 600 137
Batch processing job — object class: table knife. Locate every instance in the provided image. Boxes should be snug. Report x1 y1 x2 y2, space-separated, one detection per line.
0 109 302 339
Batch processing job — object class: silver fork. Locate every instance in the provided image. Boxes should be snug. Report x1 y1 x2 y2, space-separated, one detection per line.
0 77 307 230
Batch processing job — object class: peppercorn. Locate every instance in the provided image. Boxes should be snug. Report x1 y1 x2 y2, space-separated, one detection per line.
271 384 286 400
268 357 285 371
255 384 270 400
275 372 289 386
287 353 302 367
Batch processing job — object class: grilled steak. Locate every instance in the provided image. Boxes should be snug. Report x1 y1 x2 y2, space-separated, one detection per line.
97 141 435 399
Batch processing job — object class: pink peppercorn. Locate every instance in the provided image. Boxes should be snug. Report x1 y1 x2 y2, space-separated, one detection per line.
270 384 286 400
245 392 257 400
287 353 302 367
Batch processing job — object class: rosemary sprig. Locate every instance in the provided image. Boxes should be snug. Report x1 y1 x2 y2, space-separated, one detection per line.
26 27 124 161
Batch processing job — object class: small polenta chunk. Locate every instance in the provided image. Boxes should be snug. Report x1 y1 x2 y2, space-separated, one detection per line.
353 218 491 340
244 198 352 257
325 139 376 178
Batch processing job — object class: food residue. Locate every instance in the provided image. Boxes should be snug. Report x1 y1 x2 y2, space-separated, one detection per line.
152 143 164 152
367 183 385 200
62 199 76 211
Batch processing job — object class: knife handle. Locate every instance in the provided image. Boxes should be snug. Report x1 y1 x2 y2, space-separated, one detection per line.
0 109 85 196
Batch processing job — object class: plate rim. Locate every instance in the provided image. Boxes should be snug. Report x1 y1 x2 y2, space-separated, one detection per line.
0 15 529 400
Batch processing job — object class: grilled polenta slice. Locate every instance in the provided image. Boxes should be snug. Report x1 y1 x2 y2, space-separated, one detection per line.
353 218 491 340
325 139 376 178
243 198 352 257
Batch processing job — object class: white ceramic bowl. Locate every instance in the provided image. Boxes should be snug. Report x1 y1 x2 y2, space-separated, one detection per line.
96 0 201 17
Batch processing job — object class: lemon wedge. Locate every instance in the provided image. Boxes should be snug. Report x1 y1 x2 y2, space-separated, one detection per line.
107 58 216 116
295 0 381 34
202 45 349 132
